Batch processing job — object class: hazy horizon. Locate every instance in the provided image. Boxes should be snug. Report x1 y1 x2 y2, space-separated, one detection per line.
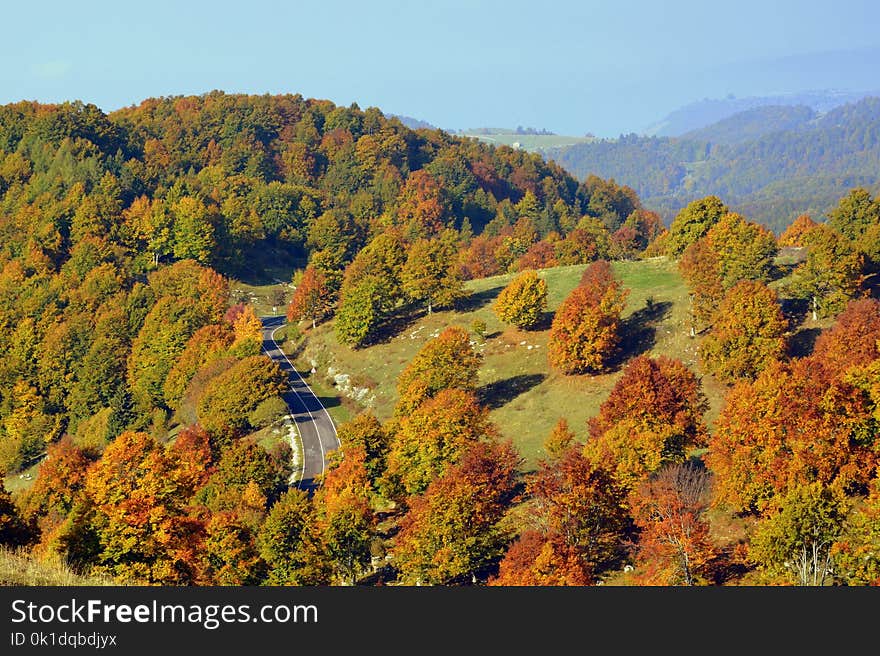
3 1 880 137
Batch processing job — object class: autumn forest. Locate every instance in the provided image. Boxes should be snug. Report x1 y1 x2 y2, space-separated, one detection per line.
1 92 879 587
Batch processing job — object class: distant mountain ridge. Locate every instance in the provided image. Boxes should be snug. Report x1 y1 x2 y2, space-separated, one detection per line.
546 96 880 235
643 89 879 137
680 105 817 146
386 114 438 130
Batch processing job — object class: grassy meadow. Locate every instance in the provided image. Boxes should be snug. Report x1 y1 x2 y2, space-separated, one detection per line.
294 257 724 470
457 130 596 152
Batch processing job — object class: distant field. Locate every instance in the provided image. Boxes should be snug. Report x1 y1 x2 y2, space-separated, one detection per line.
459 130 596 153
295 257 729 471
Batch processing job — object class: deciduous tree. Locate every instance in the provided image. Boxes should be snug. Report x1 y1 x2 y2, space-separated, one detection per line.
788 225 863 319
777 214 819 247
827 187 880 241
383 389 497 498
393 440 520 585
522 448 631 578
313 447 375 584
548 261 628 374
80 431 206 584
163 325 234 408
629 463 716 586
543 418 575 461
336 413 389 486
699 280 787 383
585 356 708 489
492 269 548 329
196 356 287 437
287 265 332 329
490 530 592 585
257 489 330 585
706 360 878 513
401 231 464 314
809 297 880 378
334 276 385 347
748 482 846 586
667 195 728 257
394 326 481 417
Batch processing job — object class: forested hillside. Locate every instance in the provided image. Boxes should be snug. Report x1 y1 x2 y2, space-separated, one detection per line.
642 89 875 137
680 104 816 146
548 97 880 234
0 92 656 585
3 91 880 588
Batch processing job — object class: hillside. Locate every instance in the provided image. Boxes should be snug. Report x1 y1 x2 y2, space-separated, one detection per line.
289 255 822 470
642 89 875 137
547 97 880 234
2 90 877 589
680 105 816 146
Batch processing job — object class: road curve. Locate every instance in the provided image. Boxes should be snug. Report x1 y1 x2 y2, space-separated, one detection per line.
260 315 340 492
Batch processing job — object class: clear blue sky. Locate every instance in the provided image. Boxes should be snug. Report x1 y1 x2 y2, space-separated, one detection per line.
3 0 880 136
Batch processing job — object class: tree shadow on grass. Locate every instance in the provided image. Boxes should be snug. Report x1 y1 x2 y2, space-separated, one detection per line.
360 308 425 347
516 310 556 332
787 327 822 359
608 300 672 370
478 373 546 410
455 285 505 313
780 296 810 330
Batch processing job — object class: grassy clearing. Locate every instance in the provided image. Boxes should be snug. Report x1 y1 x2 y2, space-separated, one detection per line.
3 460 42 496
251 420 293 454
459 131 596 152
227 240 303 317
0 547 121 586
230 279 293 318
298 257 721 471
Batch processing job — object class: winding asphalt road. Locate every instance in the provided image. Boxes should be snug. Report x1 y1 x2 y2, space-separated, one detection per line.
260 316 339 492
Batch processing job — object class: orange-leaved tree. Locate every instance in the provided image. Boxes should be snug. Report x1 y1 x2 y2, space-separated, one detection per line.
287 265 332 329
547 260 628 374
77 431 210 584
629 463 716 586
393 440 521 585
313 447 375 585
543 417 575 461
699 280 788 383
335 412 389 488
777 214 819 247
585 355 708 490
705 360 878 514
809 297 880 379
495 447 630 584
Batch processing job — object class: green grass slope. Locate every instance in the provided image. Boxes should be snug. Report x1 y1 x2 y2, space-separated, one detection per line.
294 257 733 471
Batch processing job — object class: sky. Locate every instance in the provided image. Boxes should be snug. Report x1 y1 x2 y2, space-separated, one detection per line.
3 0 880 137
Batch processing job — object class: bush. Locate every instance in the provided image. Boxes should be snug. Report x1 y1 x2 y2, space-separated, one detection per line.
493 270 548 329
249 396 290 429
